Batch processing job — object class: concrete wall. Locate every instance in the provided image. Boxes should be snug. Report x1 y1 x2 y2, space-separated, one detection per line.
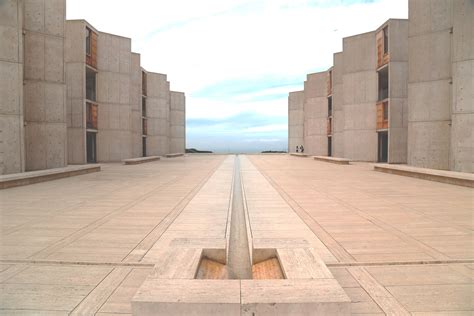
130 53 142 158
0 0 25 174
65 20 86 164
288 91 304 153
332 52 344 158
146 72 170 156
96 32 132 161
304 72 328 156
170 91 186 154
23 0 67 171
387 19 409 164
342 31 377 161
450 0 473 172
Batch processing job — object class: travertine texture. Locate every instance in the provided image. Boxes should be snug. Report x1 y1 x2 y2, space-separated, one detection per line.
408 0 473 172
0 0 24 174
23 0 67 171
169 91 185 154
288 90 304 153
304 72 328 156
146 72 170 156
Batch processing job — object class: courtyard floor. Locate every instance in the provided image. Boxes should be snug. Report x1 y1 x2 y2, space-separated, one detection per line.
0 155 472 315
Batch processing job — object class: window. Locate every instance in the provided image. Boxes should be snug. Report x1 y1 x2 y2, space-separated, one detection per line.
142 97 146 117
142 118 147 135
328 96 333 117
383 26 388 54
86 27 91 56
142 71 147 96
378 67 388 101
86 67 96 101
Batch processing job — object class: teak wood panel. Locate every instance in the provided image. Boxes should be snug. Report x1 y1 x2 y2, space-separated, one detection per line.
87 102 98 129
376 29 389 68
376 101 389 130
86 30 98 69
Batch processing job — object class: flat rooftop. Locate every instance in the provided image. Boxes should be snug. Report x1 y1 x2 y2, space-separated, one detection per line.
1 155 472 315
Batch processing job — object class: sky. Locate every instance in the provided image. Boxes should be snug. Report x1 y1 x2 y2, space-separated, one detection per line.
67 0 408 153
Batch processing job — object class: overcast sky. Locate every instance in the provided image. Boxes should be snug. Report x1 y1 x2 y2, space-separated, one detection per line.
67 0 408 153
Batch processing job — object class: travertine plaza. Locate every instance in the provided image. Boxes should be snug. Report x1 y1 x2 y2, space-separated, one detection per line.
1 0 473 316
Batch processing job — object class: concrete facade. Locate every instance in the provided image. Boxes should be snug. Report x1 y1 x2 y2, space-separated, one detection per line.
289 8 468 171
1 0 67 175
288 91 304 153
304 72 328 156
408 0 473 172
170 91 186 154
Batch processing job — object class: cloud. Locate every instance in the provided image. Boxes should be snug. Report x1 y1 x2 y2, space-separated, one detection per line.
66 0 408 152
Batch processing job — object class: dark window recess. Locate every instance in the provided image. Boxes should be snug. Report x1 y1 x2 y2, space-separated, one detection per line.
142 118 147 135
328 96 333 117
378 131 388 163
86 68 96 101
328 137 332 157
142 71 147 96
383 26 388 54
383 102 389 121
142 97 146 117
86 27 91 56
142 137 147 157
378 66 388 101
86 132 97 163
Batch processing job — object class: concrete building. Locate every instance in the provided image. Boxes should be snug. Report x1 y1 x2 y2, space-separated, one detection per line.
1 0 67 174
289 1 472 172
287 91 304 153
408 0 473 172
64 19 186 164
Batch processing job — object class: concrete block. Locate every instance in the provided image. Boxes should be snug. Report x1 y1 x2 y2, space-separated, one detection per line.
44 35 64 83
0 0 19 27
333 52 344 84
241 279 351 316
44 0 64 37
119 37 131 74
24 123 45 171
65 21 85 63
408 0 453 37
407 121 451 170
44 82 65 123
344 129 377 162
343 103 376 130
0 25 20 62
0 62 21 115
97 103 109 129
0 115 24 174
450 113 473 173
67 127 85 164
409 31 452 82
389 98 407 128
304 72 326 98
389 62 408 99
24 32 45 80
408 80 451 121
45 123 67 169
119 74 130 104
119 105 131 130
343 71 377 104
24 0 45 32
132 279 241 316
388 19 409 62
452 60 473 114
389 126 407 164
342 31 376 73
452 0 474 62
24 81 44 122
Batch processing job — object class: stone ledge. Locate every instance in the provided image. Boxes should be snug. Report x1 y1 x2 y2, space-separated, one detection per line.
122 156 161 165
290 153 308 157
0 165 101 189
165 153 184 158
313 156 351 165
374 164 474 188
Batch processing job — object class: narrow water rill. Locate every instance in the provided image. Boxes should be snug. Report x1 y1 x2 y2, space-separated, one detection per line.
227 155 253 279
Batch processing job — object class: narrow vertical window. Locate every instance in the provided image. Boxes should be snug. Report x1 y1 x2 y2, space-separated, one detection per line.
86 27 91 56
383 26 388 54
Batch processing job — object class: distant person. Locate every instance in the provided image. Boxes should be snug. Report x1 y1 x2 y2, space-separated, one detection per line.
300 145 304 153
296 146 299 153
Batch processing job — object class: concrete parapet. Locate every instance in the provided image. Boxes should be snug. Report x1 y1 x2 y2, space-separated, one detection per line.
0 164 100 189
374 164 474 188
165 153 184 158
313 156 350 165
122 156 160 165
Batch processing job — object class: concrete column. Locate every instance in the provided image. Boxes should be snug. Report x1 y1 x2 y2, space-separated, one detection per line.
407 0 453 170
332 52 344 158
0 0 25 174
304 72 328 156
170 91 186 154
342 31 377 161
65 20 86 164
96 32 132 161
288 91 304 153
130 53 142 158
23 0 67 171
450 0 473 172
146 72 170 156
